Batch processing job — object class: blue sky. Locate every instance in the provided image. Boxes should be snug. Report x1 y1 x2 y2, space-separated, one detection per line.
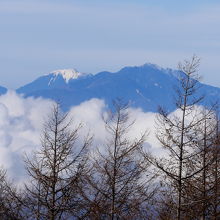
1 0 220 88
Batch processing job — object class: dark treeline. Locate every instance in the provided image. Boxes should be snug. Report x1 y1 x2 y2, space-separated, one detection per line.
0 56 219 220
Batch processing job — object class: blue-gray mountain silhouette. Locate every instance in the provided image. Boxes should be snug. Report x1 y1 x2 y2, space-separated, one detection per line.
0 86 7 95
16 64 220 112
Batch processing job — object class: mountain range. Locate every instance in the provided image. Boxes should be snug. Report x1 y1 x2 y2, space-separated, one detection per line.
0 85 7 94
1 64 220 112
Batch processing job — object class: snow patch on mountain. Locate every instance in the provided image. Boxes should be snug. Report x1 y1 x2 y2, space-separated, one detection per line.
47 69 87 85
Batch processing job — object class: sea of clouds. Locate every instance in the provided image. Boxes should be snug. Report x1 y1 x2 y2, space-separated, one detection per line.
0 91 198 184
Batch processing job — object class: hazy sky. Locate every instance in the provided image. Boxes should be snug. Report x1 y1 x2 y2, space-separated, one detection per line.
1 0 220 88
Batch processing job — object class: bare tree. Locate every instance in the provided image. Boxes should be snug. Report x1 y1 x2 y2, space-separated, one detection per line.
24 103 91 220
179 109 218 219
0 168 9 219
206 113 220 219
79 100 157 219
0 168 17 220
142 56 211 219
211 136 220 220
0 168 26 220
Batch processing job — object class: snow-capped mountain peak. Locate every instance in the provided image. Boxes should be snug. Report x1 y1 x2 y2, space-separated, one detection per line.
17 63 220 112
48 69 86 84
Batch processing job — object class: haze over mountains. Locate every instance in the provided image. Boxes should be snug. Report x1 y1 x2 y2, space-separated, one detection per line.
1 63 220 112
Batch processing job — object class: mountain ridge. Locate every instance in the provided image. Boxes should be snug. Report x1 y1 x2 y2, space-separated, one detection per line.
15 63 220 112
0 86 7 95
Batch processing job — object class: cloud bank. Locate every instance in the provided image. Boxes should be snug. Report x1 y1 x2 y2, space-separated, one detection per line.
0 91 205 184
0 91 54 183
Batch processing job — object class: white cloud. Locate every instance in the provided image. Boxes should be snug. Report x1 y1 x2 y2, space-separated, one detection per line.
0 93 158 183
0 91 212 184
0 91 54 183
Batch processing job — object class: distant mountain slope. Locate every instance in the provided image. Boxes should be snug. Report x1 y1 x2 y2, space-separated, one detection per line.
17 69 91 94
17 64 220 112
0 86 7 95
